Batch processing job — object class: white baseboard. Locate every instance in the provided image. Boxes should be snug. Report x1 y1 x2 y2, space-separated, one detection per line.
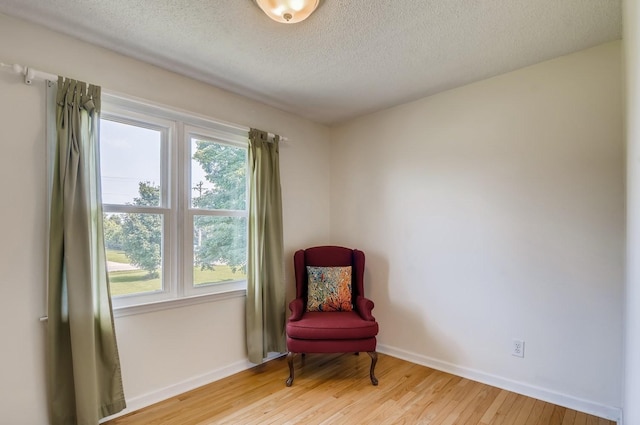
100 352 285 423
377 344 622 424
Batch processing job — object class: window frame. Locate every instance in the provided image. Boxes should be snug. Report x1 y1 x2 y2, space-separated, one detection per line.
183 125 249 298
101 92 249 313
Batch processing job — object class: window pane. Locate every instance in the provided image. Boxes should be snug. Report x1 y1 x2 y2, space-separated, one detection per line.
100 119 162 206
191 137 247 210
104 212 163 296
193 215 247 286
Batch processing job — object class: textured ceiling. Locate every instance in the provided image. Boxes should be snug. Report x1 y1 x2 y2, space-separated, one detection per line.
0 0 622 125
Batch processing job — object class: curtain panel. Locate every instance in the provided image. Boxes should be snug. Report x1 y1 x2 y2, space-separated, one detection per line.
246 129 286 363
47 77 125 425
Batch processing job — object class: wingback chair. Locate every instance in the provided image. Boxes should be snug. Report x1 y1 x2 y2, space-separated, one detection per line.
285 246 379 386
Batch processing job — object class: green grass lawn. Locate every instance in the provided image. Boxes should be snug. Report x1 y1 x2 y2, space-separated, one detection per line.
107 250 246 296
106 250 129 263
109 269 162 295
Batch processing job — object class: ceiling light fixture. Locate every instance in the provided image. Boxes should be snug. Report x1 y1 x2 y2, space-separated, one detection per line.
253 0 319 24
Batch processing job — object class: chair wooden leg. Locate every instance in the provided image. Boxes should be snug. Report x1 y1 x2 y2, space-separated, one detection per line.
286 352 295 387
367 351 379 386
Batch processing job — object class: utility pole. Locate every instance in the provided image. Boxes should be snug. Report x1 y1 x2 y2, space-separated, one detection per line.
193 181 204 247
193 180 204 198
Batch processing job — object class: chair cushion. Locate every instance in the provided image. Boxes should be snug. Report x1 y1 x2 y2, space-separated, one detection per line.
287 311 379 340
306 266 353 312
286 336 377 354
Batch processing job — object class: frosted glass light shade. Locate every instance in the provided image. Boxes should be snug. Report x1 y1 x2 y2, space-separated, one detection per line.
254 0 319 24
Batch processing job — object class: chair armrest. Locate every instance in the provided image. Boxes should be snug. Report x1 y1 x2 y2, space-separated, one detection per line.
288 298 304 321
355 296 376 321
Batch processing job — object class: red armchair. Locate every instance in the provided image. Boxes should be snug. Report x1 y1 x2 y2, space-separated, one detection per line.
285 246 379 386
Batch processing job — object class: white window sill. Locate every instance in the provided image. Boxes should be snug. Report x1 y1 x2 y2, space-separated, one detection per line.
112 289 247 318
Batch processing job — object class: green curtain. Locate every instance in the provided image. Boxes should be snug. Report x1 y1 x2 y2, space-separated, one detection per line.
246 129 286 363
47 77 126 424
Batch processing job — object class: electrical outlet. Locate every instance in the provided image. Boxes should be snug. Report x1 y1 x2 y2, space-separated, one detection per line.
512 339 525 358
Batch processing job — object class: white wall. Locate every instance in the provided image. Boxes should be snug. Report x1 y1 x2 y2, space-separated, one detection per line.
624 0 640 423
0 13 331 424
331 42 624 419
0 55 49 425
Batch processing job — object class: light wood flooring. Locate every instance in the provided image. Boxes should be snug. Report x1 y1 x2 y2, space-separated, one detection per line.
105 353 614 424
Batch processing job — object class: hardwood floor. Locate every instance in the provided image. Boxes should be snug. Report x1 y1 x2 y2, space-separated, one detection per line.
105 353 614 425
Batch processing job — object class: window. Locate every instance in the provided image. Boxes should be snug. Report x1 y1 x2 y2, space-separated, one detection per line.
100 94 248 309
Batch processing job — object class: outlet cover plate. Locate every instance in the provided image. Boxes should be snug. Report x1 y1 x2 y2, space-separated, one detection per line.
512 339 525 358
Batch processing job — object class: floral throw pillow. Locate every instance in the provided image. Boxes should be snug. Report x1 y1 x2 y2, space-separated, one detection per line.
306 266 353 312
